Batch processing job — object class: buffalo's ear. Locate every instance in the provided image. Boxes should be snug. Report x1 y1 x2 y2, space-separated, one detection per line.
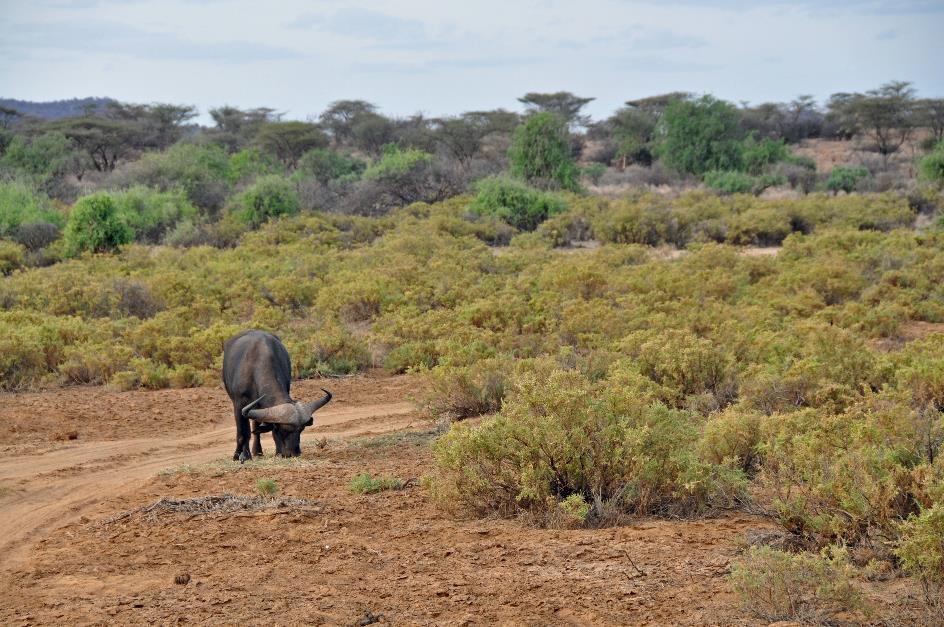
304 417 314 427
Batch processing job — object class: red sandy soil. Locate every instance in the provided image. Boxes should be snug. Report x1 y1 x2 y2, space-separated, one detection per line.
0 373 930 625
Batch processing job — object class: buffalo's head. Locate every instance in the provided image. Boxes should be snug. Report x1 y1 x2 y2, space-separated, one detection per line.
242 389 332 457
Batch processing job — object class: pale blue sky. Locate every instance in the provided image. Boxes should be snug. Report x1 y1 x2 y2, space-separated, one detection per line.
0 0 941 123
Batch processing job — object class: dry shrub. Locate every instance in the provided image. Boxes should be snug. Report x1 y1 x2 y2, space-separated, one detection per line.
113 279 164 319
699 405 766 474
425 357 510 419
730 545 868 623
431 366 745 523
896 501 944 619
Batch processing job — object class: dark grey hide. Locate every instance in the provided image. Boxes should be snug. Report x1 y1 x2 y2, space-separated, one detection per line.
222 330 332 462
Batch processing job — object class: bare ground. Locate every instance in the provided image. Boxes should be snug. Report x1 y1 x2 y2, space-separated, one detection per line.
0 373 928 625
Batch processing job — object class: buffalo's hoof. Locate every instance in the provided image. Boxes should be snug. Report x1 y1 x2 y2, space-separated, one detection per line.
253 449 264 458
238 450 252 463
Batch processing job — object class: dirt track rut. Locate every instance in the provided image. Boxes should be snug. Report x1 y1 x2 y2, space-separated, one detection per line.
0 376 419 573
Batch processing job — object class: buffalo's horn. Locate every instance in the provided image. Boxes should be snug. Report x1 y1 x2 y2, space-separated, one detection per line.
241 395 266 418
301 389 332 416
244 402 299 425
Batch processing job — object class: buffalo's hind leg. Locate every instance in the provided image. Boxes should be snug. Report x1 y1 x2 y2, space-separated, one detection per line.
251 420 264 458
232 404 252 463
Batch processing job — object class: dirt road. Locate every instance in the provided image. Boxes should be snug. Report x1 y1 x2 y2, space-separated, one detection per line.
0 375 421 570
0 374 779 625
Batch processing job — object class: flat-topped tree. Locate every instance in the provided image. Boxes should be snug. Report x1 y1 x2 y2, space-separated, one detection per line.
517 91 595 130
351 113 396 157
916 98 944 144
606 107 658 168
461 109 521 135
625 92 692 120
102 102 198 150
319 100 378 146
45 116 138 172
254 121 328 170
433 115 490 166
851 80 917 166
209 106 279 150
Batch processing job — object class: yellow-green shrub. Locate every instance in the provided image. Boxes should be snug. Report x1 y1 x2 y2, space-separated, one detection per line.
431 367 745 522
425 357 511 419
730 545 867 623
896 501 944 611
0 240 25 275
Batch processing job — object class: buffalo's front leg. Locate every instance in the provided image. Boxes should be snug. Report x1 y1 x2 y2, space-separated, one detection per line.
272 429 285 457
233 405 252 463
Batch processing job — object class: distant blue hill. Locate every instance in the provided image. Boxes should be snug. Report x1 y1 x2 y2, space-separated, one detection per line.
0 97 116 119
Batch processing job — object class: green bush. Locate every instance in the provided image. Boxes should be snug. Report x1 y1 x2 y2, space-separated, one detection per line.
1 132 85 188
121 143 231 213
0 179 64 237
919 140 944 186
660 95 743 176
508 112 580 191
231 175 300 226
581 163 607 185
784 153 817 171
741 133 787 175
469 176 567 231
297 148 365 185
63 193 134 255
826 165 870 193
363 146 432 182
111 186 197 243
227 147 280 184
431 366 744 522
703 170 756 194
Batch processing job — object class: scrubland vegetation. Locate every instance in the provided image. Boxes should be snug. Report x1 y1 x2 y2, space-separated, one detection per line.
2 82 944 622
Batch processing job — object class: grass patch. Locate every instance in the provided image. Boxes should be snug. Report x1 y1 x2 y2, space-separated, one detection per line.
348 472 405 494
355 428 438 450
255 477 278 497
157 456 320 478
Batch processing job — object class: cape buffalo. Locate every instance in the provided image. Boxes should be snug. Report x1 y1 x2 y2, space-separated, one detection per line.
223 330 332 462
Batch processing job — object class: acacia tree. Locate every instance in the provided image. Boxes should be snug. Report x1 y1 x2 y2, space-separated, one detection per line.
209 106 278 150
254 121 328 169
625 92 691 121
508 112 579 191
916 98 944 144
319 100 378 145
142 104 198 149
433 115 489 166
848 81 917 166
45 117 137 172
517 91 595 130
462 109 521 135
607 107 657 168
352 113 397 157
825 92 861 139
